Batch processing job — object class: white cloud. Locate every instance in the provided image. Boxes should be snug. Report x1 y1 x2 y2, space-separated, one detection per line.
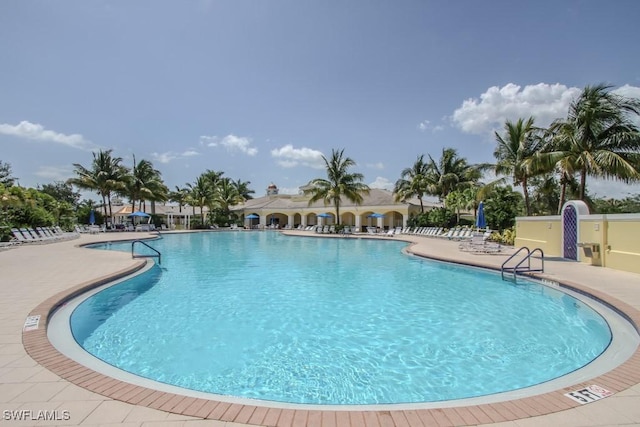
151 149 200 164
452 83 582 135
613 84 640 99
369 176 394 190
587 179 640 199
613 85 640 127
34 165 73 181
278 186 302 195
199 135 217 146
270 144 326 169
200 134 258 156
366 162 385 170
417 120 444 133
0 120 98 150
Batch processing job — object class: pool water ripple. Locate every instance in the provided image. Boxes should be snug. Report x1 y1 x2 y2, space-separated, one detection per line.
72 232 612 404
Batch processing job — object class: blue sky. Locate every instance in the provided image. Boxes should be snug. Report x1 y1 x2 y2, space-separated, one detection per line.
2 0 640 200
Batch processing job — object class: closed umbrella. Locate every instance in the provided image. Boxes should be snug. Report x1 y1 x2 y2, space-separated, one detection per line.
476 201 486 230
89 210 95 225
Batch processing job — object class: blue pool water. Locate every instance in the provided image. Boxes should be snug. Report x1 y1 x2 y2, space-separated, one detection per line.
71 232 612 405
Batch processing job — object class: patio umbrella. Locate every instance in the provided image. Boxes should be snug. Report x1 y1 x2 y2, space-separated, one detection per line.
89 209 95 225
476 201 486 230
316 212 331 226
128 211 151 225
367 213 384 228
128 211 151 218
246 213 259 228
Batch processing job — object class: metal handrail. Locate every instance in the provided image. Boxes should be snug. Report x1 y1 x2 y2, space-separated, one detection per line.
131 240 161 264
501 246 544 281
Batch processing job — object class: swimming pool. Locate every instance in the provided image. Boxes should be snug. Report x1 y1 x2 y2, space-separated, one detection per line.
68 232 613 405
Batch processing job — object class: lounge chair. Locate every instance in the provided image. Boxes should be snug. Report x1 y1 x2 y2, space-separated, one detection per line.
459 232 501 254
36 227 58 241
10 229 30 243
24 228 48 242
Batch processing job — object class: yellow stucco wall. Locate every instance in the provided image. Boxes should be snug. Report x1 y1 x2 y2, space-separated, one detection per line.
604 215 640 274
515 217 562 257
516 213 640 275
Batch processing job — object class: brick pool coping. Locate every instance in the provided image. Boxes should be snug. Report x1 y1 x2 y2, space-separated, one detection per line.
20 235 640 427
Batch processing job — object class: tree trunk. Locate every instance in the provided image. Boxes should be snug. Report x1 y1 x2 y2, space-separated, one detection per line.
419 197 424 213
107 193 113 226
522 177 531 216
558 181 567 215
580 168 587 201
101 194 108 220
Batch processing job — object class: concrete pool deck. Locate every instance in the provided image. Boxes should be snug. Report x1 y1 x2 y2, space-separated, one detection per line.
1 230 640 426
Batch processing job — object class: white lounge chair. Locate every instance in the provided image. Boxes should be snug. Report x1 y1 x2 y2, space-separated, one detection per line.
10 229 30 243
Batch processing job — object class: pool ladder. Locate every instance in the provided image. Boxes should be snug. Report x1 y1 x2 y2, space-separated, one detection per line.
131 240 161 265
501 246 544 282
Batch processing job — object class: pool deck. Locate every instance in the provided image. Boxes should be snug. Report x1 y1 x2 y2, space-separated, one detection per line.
2 229 640 426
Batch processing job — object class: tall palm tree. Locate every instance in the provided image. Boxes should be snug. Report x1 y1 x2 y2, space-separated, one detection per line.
187 175 213 224
127 156 168 213
304 148 370 225
534 120 582 213
426 147 483 203
213 177 242 218
493 117 542 216
68 149 128 223
393 155 430 212
546 84 640 202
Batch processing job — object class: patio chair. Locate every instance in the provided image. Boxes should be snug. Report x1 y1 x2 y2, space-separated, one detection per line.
10 229 30 243
459 232 501 254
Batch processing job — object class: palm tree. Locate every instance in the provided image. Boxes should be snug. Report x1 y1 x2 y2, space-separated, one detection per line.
233 179 255 201
426 147 483 202
212 177 242 221
534 120 582 213
545 84 640 202
493 117 542 216
304 148 370 225
127 156 168 213
68 149 128 223
169 186 189 213
187 175 213 224
393 155 430 212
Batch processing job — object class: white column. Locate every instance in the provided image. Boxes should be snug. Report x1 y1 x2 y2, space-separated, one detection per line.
288 214 295 228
